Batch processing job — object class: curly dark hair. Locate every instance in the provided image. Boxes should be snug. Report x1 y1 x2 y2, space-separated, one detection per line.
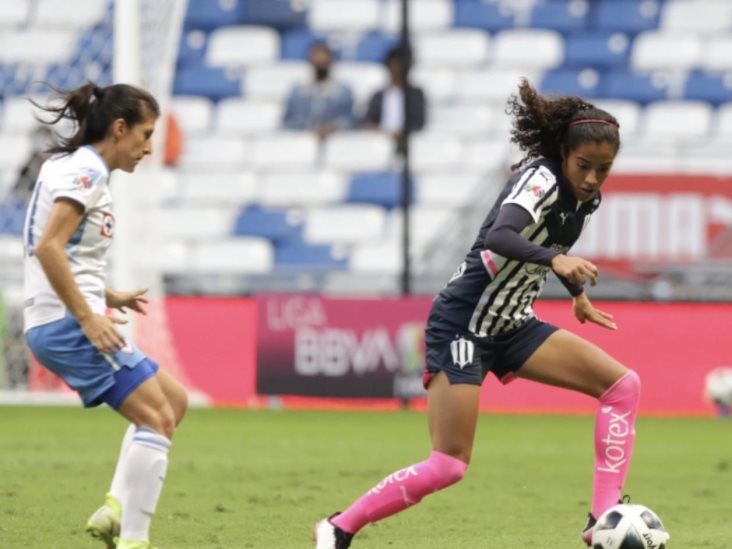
506 79 620 170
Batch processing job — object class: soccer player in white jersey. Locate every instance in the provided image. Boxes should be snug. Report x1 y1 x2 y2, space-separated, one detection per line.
315 80 641 548
23 82 187 549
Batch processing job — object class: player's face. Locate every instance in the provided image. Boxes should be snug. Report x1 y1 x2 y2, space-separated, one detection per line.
562 140 617 202
115 111 157 173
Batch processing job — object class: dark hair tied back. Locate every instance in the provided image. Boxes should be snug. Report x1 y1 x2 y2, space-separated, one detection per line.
32 81 159 155
507 79 620 171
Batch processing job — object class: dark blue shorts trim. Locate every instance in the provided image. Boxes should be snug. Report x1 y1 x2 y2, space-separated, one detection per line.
99 358 159 410
423 315 559 388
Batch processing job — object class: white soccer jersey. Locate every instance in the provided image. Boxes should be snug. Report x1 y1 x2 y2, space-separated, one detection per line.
23 146 114 331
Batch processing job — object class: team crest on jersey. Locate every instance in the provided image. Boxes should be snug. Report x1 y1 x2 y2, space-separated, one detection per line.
75 174 92 189
100 212 115 238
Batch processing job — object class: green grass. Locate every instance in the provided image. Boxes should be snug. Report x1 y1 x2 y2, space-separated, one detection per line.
0 407 730 548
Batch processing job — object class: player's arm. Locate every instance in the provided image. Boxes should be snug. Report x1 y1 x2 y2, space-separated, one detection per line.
35 198 126 353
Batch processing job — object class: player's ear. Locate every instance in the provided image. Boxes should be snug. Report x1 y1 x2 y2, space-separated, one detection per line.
110 117 128 139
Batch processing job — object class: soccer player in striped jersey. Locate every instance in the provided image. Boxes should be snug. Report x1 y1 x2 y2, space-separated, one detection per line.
315 80 640 548
23 82 187 549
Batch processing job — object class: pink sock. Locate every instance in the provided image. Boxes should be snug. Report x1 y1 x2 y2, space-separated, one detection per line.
591 370 641 518
332 451 468 534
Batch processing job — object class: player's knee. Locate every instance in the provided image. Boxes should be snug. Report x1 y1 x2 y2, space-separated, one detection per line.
138 403 177 439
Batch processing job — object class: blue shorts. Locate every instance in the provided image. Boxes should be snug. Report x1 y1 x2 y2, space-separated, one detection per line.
423 313 559 388
26 312 159 409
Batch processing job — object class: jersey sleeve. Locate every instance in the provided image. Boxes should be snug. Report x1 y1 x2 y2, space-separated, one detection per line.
501 165 557 223
49 165 105 210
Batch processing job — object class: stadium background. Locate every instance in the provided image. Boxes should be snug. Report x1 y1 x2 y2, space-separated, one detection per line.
0 0 731 415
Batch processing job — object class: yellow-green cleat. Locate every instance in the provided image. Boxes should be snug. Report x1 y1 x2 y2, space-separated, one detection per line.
85 493 122 549
115 539 158 549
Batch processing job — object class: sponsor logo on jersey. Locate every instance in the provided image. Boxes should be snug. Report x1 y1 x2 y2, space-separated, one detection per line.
75 174 92 189
100 212 115 238
527 181 545 198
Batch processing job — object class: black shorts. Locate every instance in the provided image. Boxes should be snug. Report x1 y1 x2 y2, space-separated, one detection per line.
423 313 559 388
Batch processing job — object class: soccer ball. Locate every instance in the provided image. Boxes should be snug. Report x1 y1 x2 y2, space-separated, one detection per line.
591 503 670 549
704 367 732 406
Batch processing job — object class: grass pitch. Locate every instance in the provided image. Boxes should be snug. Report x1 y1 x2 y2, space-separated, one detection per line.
0 407 729 548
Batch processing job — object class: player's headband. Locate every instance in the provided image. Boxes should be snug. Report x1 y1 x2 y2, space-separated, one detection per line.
569 119 619 129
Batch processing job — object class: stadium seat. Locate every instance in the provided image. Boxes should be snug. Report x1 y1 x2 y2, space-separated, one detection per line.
415 173 483 206
684 73 732 107
454 0 515 32
0 0 30 27
411 134 463 172
304 205 387 244
413 30 491 68
234 205 304 242
641 100 713 141
348 241 402 273
700 36 732 72
380 0 453 33
158 206 238 240
385 205 454 252
0 135 31 173
307 0 381 33
660 0 732 33
214 98 283 135
563 33 631 69
591 99 642 136
173 66 242 101
453 69 539 105
631 32 702 72
280 28 329 60
715 102 732 141
206 26 280 68
491 30 564 70
410 67 457 104
428 104 496 137
0 30 76 66
355 33 399 63
184 0 244 30
0 96 47 133
0 236 23 263
177 172 257 206
190 237 274 274
275 241 348 270
591 0 662 34
461 139 511 175
177 30 208 69
529 0 590 33
600 70 674 104
178 136 250 172
171 96 213 135
241 0 307 30
332 62 387 107
243 62 309 101
541 69 600 98
323 132 393 172
250 132 319 171
258 171 348 207
346 171 413 209
33 0 108 29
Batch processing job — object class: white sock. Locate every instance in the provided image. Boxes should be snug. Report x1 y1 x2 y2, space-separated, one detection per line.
119 427 171 542
109 424 136 501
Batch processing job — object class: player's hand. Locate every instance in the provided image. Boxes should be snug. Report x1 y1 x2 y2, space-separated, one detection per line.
105 287 149 315
573 293 617 330
551 254 599 287
80 314 128 354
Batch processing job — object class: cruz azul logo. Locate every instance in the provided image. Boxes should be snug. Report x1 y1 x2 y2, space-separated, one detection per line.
99 212 115 238
597 407 633 474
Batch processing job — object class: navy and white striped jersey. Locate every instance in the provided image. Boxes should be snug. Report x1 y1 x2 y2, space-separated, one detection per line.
432 157 601 338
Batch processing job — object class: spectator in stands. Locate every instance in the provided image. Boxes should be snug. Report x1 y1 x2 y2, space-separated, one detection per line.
282 42 354 138
361 47 426 150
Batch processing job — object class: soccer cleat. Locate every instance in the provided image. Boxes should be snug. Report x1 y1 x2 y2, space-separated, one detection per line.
86 493 122 549
115 539 158 549
313 513 354 549
581 512 597 546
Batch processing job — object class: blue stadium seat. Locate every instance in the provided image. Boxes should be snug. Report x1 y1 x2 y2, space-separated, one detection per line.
563 33 630 69
233 206 303 243
355 33 398 63
0 65 30 97
529 0 589 33
454 0 515 32
242 0 306 29
591 0 661 33
541 69 600 98
275 241 348 270
177 30 209 69
346 171 414 209
684 73 732 106
184 0 246 30
0 201 26 236
173 66 242 101
280 28 330 60
600 70 671 104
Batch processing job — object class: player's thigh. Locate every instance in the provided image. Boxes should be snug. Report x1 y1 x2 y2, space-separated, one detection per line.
516 329 627 398
155 368 188 425
427 372 481 464
117 374 177 438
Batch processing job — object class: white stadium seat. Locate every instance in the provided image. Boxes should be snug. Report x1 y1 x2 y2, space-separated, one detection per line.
258 171 348 207
491 30 564 70
178 136 250 172
349 241 401 273
410 68 457 103
214 99 283 135
461 139 511 175
411 134 463 172
428 105 496 137
158 206 238 240
178 172 257 206
386 206 455 251
0 0 30 27
206 26 279 68
660 0 732 33
322 132 393 172
190 238 274 274
454 69 539 105
0 96 48 133
414 30 491 68
715 103 732 141
0 135 31 172
171 96 213 135
641 101 713 140
333 62 388 107
0 30 76 65
33 0 107 28
631 32 702 71
416 174 484 206
381 0 453 33
304 205 386 244
308 0 381 33
250 132 319 171
244 62 309 101
701 37 732 72
592 100 642 137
